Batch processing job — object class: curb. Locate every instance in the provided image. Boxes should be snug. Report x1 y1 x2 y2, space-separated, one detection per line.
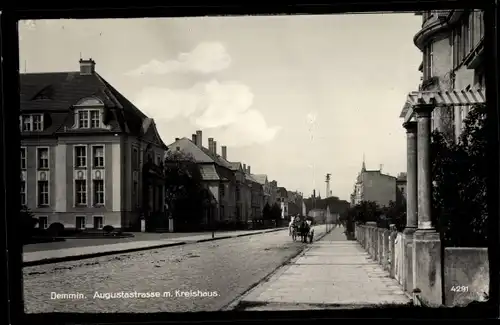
23 228 288 267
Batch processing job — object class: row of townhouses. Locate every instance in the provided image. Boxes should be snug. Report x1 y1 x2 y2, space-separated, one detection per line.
20 59 300 231
165 131 308 227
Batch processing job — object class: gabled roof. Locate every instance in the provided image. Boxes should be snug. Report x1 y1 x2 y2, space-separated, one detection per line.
20 70 164 147
228 162 243 171
201 147 234 170
199 164 221 181
253 174 268 185
166 138 213 163
245 173 259 184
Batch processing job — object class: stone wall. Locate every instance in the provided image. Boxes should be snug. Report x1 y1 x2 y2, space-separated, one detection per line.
444 247 489 306
355 224 490 307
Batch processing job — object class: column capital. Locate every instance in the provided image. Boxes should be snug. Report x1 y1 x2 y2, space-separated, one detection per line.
413 103 434 117
403 121 417 133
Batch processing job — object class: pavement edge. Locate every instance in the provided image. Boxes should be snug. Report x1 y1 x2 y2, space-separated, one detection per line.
23 227 289 267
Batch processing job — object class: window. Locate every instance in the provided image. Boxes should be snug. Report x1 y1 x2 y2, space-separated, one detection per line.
77 109 101 128
453 26 463 68
133 148 139 169
74 146 87 168
20 148 26 170
220 205 225 219
468 12 474 52
133 181 139 207
235 186 241 201
92 145 104 168
93 179 104 206
75 180 87 205
423 43 433 79
20 114 44 132
20 181 26 206
21 116 31 132
93 216 104 229
156 154 161 165
38 216 48 229
33 114 43 131
76 216 86 230
37 148 49 169
90 110 100 128
37 180 49 206
219 184 225 199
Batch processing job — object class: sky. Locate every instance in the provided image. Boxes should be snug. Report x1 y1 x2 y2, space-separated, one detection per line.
18 13 423 201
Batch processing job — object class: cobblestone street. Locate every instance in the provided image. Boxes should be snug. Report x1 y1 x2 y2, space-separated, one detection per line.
23 229 310 313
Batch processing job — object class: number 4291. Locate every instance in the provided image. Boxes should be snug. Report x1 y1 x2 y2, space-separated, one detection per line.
451 286 469 292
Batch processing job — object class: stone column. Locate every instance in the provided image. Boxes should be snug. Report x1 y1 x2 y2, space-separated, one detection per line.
415 105 433 230
403 121 418 231
413 103 442 307
402 121 418 292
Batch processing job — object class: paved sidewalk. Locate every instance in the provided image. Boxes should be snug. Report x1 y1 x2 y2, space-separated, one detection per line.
229 227 410 311
23 227 287 266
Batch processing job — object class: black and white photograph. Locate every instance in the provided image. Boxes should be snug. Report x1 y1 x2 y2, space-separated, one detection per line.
18 9 489 314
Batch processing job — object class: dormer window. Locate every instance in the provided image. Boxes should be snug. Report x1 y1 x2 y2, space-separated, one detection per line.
20 114 44 132
76 109 102 129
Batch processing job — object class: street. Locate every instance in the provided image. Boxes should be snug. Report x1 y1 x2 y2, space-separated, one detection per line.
23 229 308 313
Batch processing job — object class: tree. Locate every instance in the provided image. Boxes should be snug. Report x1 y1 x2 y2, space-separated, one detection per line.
431 103 487 247
270 203 282 221
163 150 208 227
262 203 272 220
21 205 38 242
382 200 406 232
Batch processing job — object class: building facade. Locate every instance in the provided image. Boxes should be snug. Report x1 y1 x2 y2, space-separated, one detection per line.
20 59 168 231
410 9 485 142
351 160 397 208
276 187 288 219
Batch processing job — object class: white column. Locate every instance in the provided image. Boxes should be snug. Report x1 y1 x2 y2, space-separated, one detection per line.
55 144 67 212
415 104 433 230
112 143 121 211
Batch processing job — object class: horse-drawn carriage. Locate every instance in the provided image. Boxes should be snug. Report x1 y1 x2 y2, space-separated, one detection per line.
290 216 314 243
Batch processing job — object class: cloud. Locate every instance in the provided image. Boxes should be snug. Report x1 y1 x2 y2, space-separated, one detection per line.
132 80 281 147
125 42 231 76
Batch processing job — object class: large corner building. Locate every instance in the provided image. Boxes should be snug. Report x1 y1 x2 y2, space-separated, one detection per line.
20 59 168 231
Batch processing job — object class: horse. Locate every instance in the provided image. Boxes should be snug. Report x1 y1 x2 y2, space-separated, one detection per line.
298 220 310 243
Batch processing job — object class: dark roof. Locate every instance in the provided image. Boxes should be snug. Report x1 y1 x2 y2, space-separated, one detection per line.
20 70 165 147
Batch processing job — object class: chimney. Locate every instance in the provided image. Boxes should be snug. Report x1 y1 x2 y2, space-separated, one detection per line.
208 138 214 153
79 58 95 75
213 141 217 155
243 163 246 171
247 165 251 174
221 146 227 159
175 137 179 141
192 134 197 143
196 130 202 148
